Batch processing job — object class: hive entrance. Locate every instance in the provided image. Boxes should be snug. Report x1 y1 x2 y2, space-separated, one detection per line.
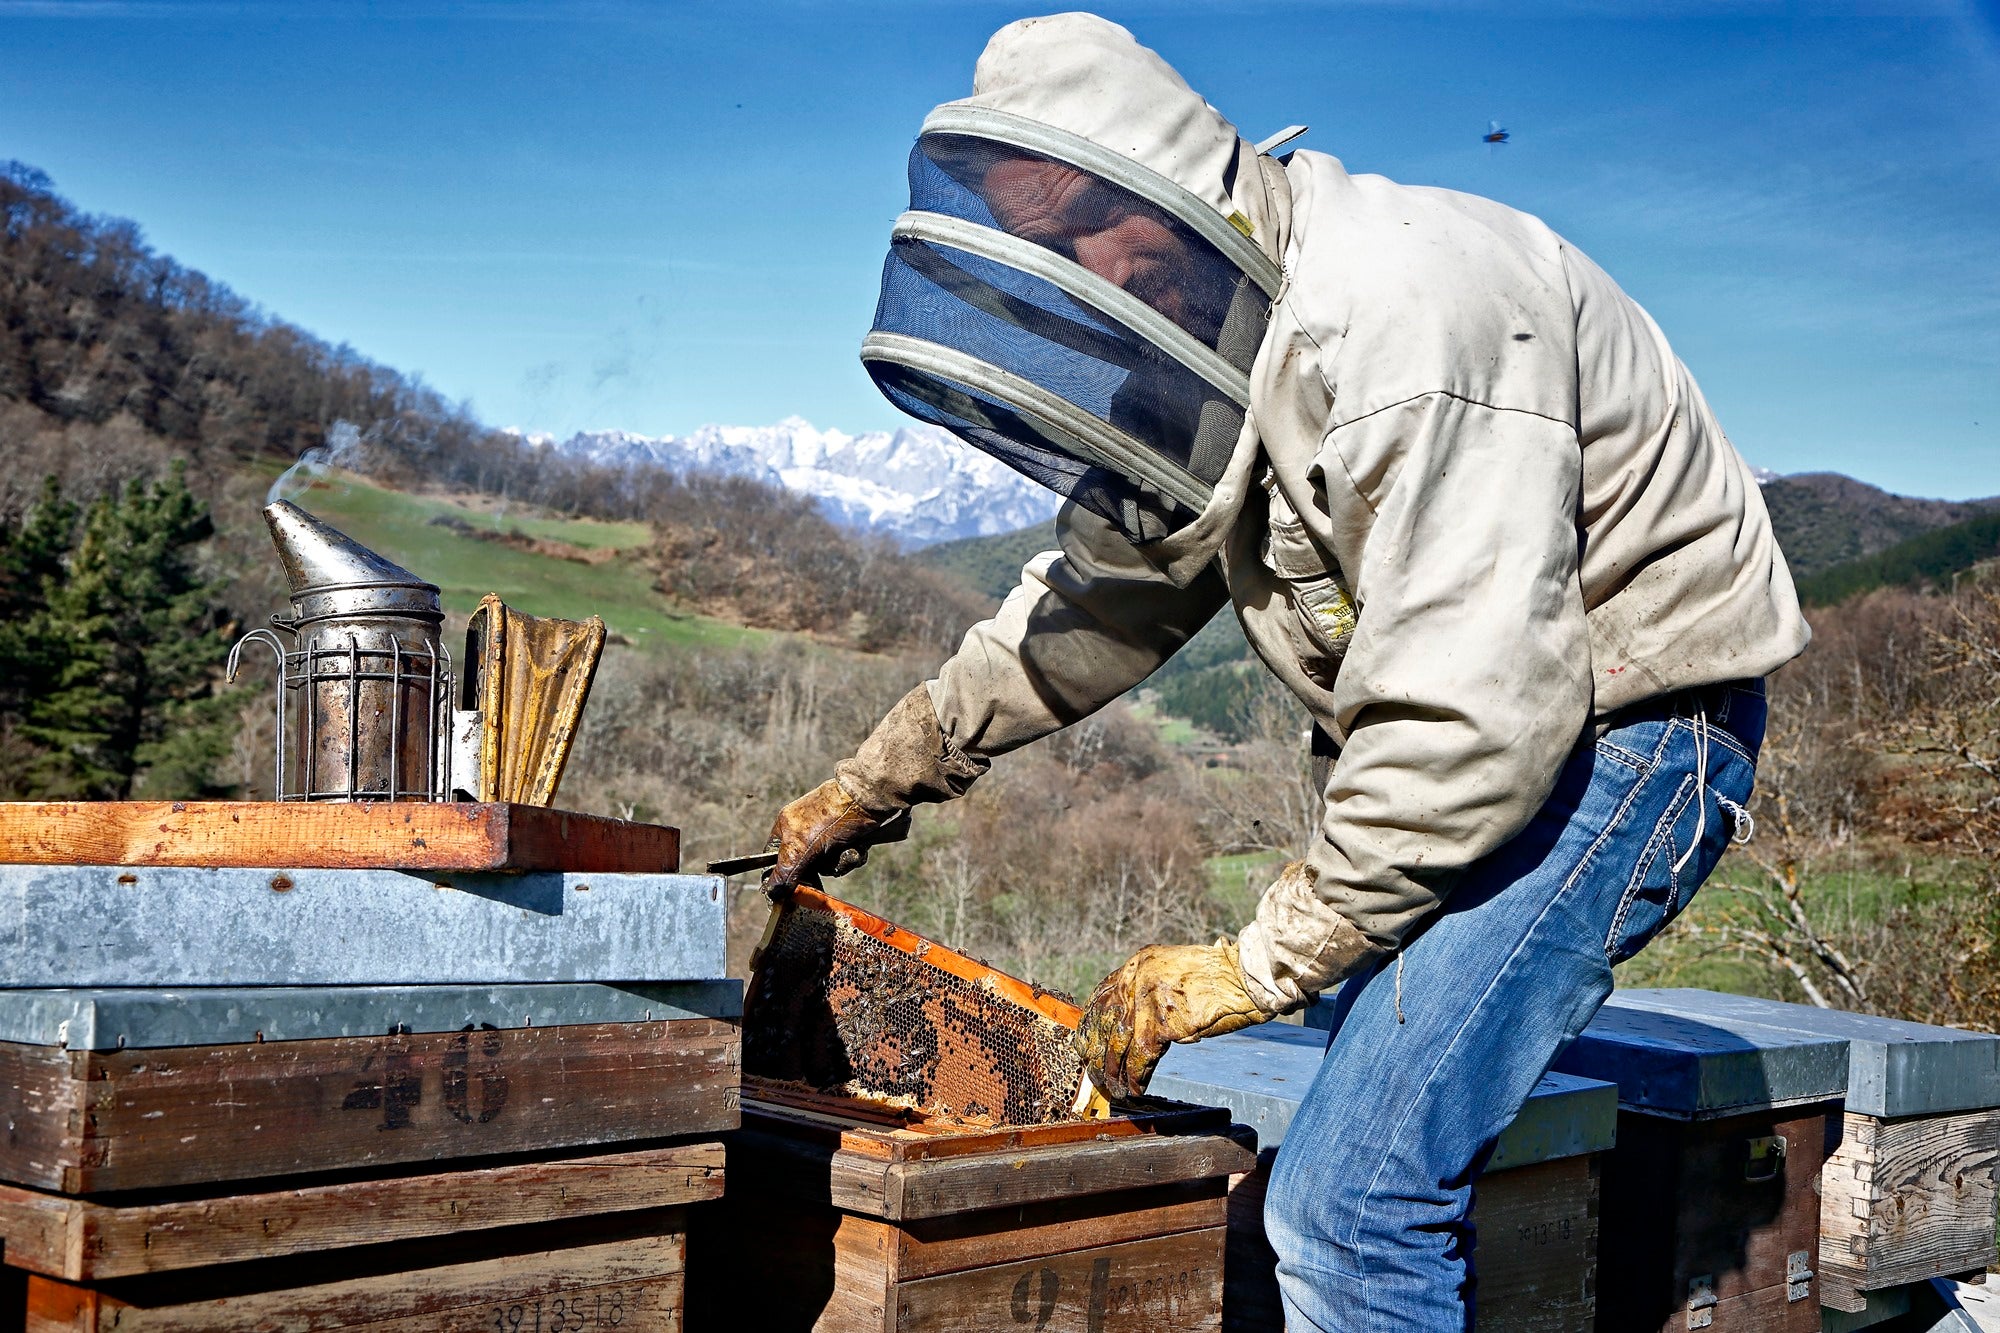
742 887 1088 1127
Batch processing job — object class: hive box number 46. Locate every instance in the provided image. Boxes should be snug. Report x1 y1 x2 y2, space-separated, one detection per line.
342 1025 511 1131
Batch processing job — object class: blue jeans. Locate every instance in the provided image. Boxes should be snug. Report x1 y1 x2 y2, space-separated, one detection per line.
1266 680 1766 1332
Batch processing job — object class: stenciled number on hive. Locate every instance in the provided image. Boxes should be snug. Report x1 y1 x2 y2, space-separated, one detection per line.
341 1025 511 1131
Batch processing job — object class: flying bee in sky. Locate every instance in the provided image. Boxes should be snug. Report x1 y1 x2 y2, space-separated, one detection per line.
1483 121 1510 146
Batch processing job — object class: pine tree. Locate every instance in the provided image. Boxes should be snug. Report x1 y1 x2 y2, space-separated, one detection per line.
21 464 232 798
0 476 76 791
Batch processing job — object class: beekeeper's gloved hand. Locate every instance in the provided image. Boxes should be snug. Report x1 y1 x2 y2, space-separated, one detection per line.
1076 941 1276 1100
764 778 883 891
763 684 987 896
1078 860 1388 1098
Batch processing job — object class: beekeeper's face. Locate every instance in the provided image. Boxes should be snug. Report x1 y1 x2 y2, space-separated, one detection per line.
981 158 1197 334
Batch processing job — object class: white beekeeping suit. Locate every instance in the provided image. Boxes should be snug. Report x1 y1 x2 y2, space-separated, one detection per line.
759 21 1808 1326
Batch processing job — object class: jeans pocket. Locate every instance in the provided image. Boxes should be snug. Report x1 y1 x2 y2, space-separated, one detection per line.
1605 772 1707 964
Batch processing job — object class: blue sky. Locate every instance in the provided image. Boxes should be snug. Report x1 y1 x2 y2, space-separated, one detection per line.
4 0 1997 498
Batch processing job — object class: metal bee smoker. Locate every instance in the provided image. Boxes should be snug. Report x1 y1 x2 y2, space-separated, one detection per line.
228 500 462 801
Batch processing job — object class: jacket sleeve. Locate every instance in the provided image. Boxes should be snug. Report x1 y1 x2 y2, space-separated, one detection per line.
1236 392 1592 1012
927 501 1230 760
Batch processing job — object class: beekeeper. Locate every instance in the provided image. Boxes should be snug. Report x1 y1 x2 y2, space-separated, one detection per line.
764 14 1809 1329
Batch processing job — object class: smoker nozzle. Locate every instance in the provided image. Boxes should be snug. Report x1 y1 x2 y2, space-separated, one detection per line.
263 499 442 628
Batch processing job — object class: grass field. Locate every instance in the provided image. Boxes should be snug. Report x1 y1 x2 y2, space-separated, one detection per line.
279 473 759 651
1207 849 1286 925
1127 698 1204 747
1617 848 1988 1001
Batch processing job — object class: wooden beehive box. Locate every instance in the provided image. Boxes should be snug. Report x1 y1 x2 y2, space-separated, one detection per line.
0 803 732 1331
686 1086 1257 1332
0 982 742 1195
0 1142 721 1332
1153 1023 1618 1332
1614 989 2000 1313
1552 1002 1851 1331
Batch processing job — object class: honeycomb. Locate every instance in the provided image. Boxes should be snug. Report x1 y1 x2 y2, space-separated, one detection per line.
743 897 1086 1126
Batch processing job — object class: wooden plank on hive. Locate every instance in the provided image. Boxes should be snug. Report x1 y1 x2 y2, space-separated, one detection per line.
740 1096 1227 1162
0 800 679 873
881 1108 1229 1162
20 1224 686 1332
724 1123 1244 1231
1594 1104 1830 1332
742 1083 919 1136
1672 1108 1828 1329
893 1228 1226 1332
0 1141 724 1281
0 1044 71 1202
1 1020 739 1195
1220 1154 1279 1333
1820 1107 2000 1311
881 1131 1256 1222
690 1201 894 1333
721 1126 896 1217
894 1182 1226 1280
691 1113 1247 1333
830 1215 903 1333
1691 1284 1815 1332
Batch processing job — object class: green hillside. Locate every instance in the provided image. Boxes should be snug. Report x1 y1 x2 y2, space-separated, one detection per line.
1795 509 2000 606
289 472 759 649
915 520 1057 602
1763 473 1999 577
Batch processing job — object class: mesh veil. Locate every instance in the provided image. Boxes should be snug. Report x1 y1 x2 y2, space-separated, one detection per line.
863 129 1272 542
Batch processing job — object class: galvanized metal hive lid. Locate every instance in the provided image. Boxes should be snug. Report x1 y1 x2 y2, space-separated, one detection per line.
0 982 744 1051
1554 1000 1851 1120
1612 988 2000 1118
742 887 1086 1126
1150 1025 1617 1169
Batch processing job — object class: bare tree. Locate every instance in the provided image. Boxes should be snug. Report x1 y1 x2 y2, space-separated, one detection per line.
1198 673 1319 862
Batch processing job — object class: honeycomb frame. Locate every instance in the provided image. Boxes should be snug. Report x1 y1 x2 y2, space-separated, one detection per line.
743 887 1087 1127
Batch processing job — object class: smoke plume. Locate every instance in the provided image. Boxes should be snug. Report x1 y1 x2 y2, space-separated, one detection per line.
267 421 366 507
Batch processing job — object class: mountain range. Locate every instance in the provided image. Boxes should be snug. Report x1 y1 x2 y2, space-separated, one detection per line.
539 418 1057 547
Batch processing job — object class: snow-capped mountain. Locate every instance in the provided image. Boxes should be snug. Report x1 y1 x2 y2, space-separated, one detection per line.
544 417 1057 547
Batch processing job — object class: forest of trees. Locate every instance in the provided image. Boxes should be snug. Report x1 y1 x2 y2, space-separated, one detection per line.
1618 585 2000 1032
1796 510 2000 606
0 467 232 798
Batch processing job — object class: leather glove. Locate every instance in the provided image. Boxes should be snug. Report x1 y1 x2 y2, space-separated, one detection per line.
1075 940 1276 1101
763 778 882 895
764 684 989 896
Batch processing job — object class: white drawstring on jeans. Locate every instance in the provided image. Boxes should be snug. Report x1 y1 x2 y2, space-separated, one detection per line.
1718 795 1755 844
1670 704 1711 879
